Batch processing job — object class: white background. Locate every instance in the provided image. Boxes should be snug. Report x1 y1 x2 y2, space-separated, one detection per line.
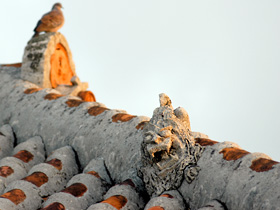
1 1 279 160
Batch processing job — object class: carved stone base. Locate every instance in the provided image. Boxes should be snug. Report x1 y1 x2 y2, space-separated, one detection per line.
21 32 76 89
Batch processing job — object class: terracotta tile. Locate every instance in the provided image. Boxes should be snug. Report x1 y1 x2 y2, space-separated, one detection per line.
112 113 136 123
13 150 34 163
136 121 148 130
24 88 42 94
88 106 109 116
195 138 218 146
61 183 87 197
0 189 26 205
65 99 84 107
22 172 49 187
101 195 128 210
160 194 174 198
147 206 165 210
250 158 279 172
44 93 63 100
41 202 65 210
46 158 62 171
78 91 96 102
121 179 136 188
86 171 101 178
219 148 250 161
1 63 22 68
0 166 14 178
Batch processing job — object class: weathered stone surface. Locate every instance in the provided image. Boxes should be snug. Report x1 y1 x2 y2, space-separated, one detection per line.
1 66 280 209
88 202 123 210
0 66 149 191
144 190 186 210
179 141 280 209
0 196 17 209
197 200 227 210
139 94 203 196
43 159 111 210
4 180 42 210
27 146 78 197
0 136 45 194
12 136 45 171
0 157 27 192
43 192 82 210
0 124 15 159
83 158 112 185
104 181 145 209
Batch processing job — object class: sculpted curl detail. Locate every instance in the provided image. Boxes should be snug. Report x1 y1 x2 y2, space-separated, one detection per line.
139 93 204 196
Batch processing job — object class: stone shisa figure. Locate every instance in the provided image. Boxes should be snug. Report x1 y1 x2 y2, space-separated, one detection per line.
139 93 204 196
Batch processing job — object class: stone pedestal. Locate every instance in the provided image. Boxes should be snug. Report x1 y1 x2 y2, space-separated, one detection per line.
21 32 88 95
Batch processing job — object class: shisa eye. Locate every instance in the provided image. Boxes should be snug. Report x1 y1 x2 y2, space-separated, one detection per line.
145 134 152 141
171 129 175 134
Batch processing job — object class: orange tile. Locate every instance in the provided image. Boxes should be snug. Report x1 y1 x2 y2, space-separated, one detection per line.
0 166 14 178
0 189 26 205
61 183 87 197
22 172 49 187
24 88 42 94
135 121 148 130
121 179 135 188
101 195 127 210
219 148 250 161
65 99 84 107
112 113 136 123
147 206 165 210
78 91 96 102
41 202 65 210
44 93 63 100
195 138 218 146
46 158 62 171
1 63 22 68
88 106 109 116
160 194 174 198
250 158 279 172
86 171 101 178
13 150 34 163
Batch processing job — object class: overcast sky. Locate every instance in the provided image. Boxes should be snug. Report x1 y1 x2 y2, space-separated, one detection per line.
1 1 280 160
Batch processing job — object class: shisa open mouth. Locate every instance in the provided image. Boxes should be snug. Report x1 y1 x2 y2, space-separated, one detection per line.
147 140 180 170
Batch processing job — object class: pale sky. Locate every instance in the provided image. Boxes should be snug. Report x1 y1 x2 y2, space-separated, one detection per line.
1 1 280 160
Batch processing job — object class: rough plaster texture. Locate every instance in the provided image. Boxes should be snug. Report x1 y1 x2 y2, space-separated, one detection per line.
0 66 149 191
0 66 279 209
0 124 15 159
0 198 17 209
144 190 186 210
83 158 112 185
12 136 45 171
0 157 27 189
3 180 42 210
179 141 280 209
87 203 117 210
28 146 78 197
104 183 144 209
67 174 107 207
197 200 226 210
0 136 45 194
44 192 83 210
